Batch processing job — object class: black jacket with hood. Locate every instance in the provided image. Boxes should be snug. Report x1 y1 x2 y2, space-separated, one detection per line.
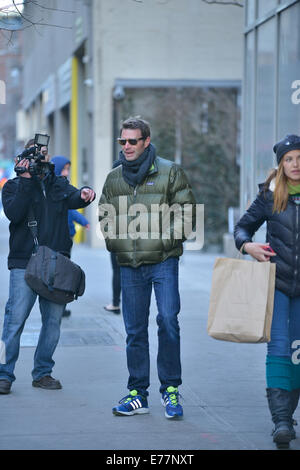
234 179 300 297
2 170 93 270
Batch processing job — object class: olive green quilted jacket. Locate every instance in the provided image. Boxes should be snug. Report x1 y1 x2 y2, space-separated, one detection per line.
99 156 196 267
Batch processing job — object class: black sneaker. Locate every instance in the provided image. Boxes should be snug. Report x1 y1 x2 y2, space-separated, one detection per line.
32 375 62 390
0 379 11 394
62 309 71 317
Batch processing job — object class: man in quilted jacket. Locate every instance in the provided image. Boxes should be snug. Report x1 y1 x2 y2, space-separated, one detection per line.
99 117 196 419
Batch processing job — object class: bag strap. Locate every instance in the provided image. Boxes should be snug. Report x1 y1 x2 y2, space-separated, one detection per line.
27 205 57 291
47 250 57 292
27 206 39 253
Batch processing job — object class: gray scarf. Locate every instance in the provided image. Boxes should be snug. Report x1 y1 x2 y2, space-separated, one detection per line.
119 143 156 187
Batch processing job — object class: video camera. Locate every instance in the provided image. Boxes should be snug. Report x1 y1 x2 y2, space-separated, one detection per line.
15 133 53 177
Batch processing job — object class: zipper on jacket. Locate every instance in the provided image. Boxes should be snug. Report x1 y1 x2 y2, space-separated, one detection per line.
132 185 138 266
293 205 299 296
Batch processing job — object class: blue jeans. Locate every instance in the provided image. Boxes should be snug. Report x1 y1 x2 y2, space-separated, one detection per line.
267 289 300 358
0 269 65 383
120 257 181 396
111 252 121 307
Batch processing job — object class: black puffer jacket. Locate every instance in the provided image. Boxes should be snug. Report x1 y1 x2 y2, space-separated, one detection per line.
234 182 300 297
2 173 93 270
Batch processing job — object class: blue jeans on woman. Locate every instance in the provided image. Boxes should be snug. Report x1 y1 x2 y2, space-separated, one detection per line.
0 269 65 383
266 289 300 390
268 289 300 357
120 257 181 397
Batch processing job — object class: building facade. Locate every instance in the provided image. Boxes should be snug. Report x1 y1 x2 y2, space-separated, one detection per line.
18 0 93 242
242 0 300 214
20 0 244 248
0 14 22 161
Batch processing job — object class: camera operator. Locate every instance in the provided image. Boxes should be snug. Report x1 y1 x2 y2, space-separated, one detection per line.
0 137 95 395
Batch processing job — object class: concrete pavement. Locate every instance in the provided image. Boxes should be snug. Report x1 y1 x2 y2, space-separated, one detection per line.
0 216 299 451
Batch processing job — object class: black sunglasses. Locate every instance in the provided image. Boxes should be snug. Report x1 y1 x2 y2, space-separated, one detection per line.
117 137 145 146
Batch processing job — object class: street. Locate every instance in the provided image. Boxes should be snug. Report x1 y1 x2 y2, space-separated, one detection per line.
0 215 298 451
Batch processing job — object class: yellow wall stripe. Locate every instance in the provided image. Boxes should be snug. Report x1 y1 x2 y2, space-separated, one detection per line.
70 56 78 187
70 56 84 243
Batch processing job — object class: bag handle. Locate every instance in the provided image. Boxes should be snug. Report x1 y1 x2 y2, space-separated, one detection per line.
27 206 39 253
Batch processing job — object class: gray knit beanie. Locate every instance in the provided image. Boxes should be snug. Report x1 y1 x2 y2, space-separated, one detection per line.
273 134 300 165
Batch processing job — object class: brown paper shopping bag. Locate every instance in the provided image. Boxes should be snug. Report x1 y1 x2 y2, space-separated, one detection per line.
207 258 276 343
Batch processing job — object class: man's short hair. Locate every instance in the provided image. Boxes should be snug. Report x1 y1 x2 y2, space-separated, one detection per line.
120 117 151 140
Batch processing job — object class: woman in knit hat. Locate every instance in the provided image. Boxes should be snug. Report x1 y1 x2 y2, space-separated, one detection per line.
234 134 300 449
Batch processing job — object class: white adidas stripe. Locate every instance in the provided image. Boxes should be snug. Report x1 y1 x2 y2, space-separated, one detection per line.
130 399 142 410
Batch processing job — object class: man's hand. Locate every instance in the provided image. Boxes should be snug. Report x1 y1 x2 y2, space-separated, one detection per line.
80 187 95 202
244 242 276 262
15 158 31 178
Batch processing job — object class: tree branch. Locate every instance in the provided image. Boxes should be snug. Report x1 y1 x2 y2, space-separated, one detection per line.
0 1 74 32
201 0 243 6
25 1 75 14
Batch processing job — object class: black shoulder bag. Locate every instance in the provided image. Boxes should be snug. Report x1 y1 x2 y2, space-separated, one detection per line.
25 207 86 305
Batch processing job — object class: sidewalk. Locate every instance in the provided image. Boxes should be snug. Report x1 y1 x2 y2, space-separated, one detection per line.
0 216 299 451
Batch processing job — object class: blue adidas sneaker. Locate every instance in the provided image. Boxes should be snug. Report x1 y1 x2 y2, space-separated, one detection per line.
161 386 183 419
112 390 149 416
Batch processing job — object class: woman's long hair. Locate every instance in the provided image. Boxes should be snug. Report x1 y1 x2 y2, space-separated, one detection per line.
264 160 289 213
